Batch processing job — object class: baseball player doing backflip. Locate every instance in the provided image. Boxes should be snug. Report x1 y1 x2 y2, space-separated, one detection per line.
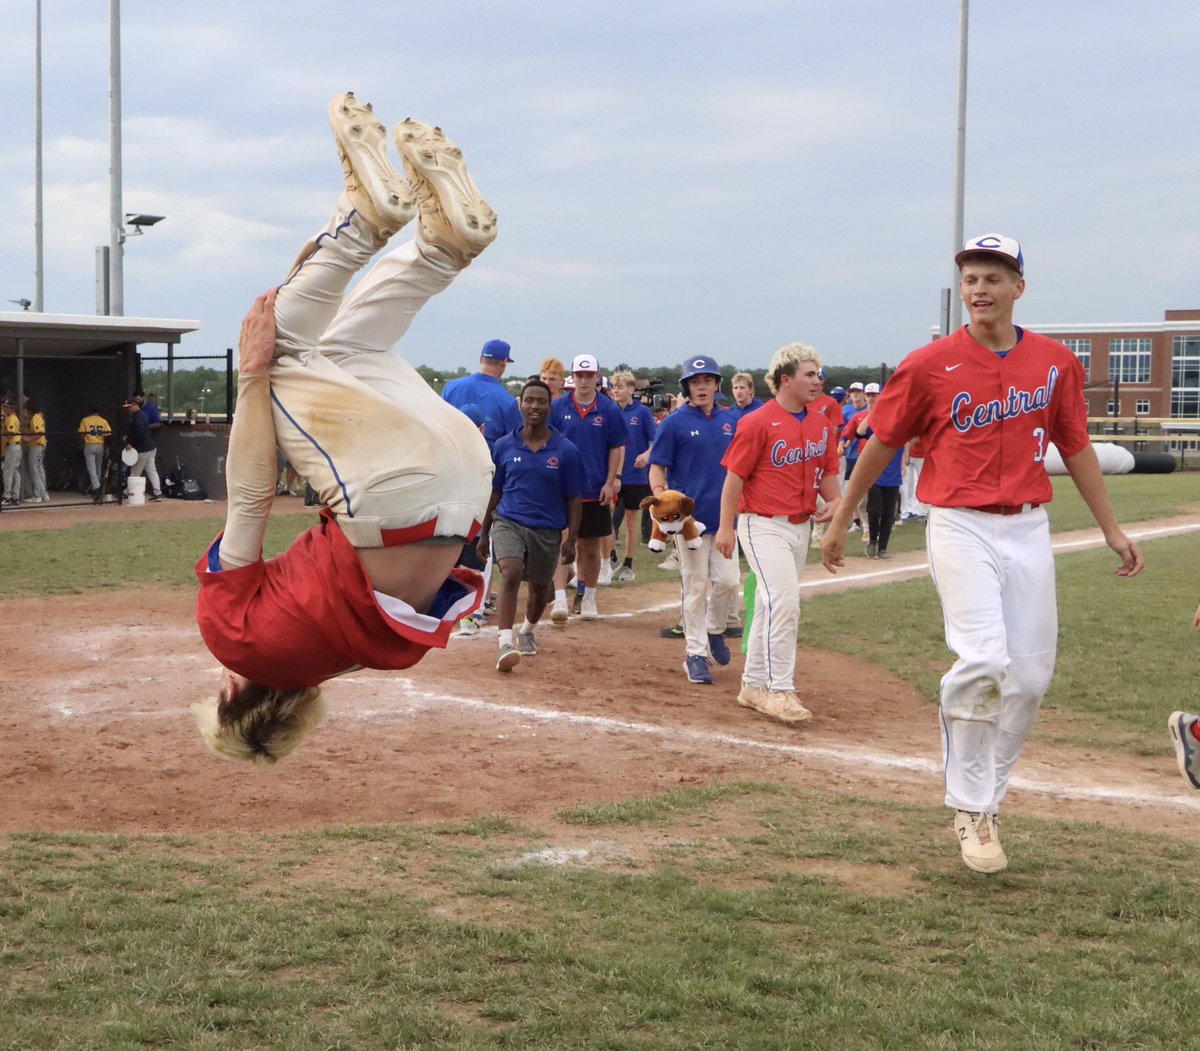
822 233 1144 874
192 93 497 764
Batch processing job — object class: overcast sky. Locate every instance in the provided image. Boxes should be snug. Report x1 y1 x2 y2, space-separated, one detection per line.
1 1 1197 373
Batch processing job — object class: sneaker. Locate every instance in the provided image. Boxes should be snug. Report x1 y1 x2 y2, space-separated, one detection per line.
659 622 684 639
149 492 162 502
550 601 568 626
483 593 498 615
848 521 862 534
597 561 613 586
328 92 416 237
954 810 1007 873
496 643 520 673
866 541 878 558
572 591 583 616
457 616 480 636
659 553 680 570
737 687 812 724
684 654 714 684
614 565 636 583
723 625 743 639
516 631 538 656
877 550 892 561
707 632 731 666
1169 711 1200 789
580 595 600 621
393 118 497 262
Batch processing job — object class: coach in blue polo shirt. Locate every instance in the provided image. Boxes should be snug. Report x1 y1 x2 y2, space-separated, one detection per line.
479 379 583 674
649 355 739 685
442 339 522 448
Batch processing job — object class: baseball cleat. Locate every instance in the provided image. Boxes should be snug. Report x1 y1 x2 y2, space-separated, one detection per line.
614 565 635 583
328 93 416 238
457 616 480 636
496 642 520 672
393 118 497 262
707 632 731 666
660 622 684 639
866 542 878 558
1168 711 1200 789
659 553 680 570
580 594 600 621
684 654 714 685
954 810 1007 874
597 561 613 586
737 687 812 724
550 600 568 625
516 631 538 656
572 591 583 616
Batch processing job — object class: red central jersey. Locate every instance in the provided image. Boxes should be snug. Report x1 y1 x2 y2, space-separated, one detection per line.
195 510 483 690
867 326 1090 508
721 399 839 518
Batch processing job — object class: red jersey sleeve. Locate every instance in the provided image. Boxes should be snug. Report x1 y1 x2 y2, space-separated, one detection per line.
721 410 768 480
1046 351 1090 459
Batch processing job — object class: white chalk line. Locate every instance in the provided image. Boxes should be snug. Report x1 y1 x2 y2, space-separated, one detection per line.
343 677 1200 815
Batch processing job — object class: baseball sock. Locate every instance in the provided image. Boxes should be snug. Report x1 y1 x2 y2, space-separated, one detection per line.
498 629 513 648
623 557 633 569
584 586 597 602
520 619 535 636
554 588 566 605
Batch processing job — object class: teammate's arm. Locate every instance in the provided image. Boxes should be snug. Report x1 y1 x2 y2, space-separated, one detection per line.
476 488 502 564
714 471 745 560
812 473 842 523
1061 444 1144 577
820 435 899 572
218 290 281 570
599 445 622 504
561 496 581 565
648 463 668 493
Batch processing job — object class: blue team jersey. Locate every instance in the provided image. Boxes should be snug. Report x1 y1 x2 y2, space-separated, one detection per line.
726 398 764 426
648 403 736 531
492 427 583 531
549 392 628 500
619 401 656 485
442 373 522 448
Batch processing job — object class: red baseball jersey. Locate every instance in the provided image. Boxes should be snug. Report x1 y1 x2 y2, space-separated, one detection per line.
868 327 1090 508
195 510 483 690
721 398 839 518
810 392 841 422
840 411 868 457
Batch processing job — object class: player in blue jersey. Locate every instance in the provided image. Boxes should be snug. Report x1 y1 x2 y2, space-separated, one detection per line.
442 339 521 447
727 371 764 425
608 370 657 582
478 379 582 672
548 354 628 621
649 355 739 685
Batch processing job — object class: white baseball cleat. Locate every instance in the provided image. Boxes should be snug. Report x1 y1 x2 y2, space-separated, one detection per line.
580 594 600 621
393 118 497 263
736 686 812 724
496 643 520 673
550 600 568 626
954 810 1007 874
328 93 416 238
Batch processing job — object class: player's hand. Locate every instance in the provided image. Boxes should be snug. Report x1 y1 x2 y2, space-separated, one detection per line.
812 497 840 525
821 523 847 574
634 451 651 469
1106 531 1144 577
238 289 278 377
714 525 735 560
475 535 490 564
599 481 616 505
560 539 577 565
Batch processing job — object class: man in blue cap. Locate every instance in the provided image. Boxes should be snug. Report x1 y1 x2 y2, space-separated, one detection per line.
442 338 521 448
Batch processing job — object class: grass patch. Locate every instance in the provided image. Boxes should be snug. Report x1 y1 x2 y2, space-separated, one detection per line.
2 788 1199 1049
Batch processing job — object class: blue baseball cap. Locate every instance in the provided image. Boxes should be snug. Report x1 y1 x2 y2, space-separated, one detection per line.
481 339 514 362
458 403 487 427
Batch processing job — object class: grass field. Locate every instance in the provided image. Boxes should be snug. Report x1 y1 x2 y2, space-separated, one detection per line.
2 472 1198 1048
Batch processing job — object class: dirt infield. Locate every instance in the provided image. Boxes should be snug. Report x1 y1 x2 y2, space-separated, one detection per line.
5 501 1199 840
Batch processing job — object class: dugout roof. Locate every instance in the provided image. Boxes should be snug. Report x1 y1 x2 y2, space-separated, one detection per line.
0 311 199 358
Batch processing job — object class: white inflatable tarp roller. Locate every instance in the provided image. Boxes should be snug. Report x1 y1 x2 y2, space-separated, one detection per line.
1043 442 1135 476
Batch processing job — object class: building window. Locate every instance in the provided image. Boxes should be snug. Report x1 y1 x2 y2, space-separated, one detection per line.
1172 335 1200 418
1136 399 1150 415
1107 400 1120 415
1061 338 1091 380
1108 338 1151 383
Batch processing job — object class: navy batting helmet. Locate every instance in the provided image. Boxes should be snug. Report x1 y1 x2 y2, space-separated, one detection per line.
679 354 721 396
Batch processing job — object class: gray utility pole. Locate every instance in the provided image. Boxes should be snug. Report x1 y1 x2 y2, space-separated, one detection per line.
108 0 124 315
34 0 44 312
950 0 968 331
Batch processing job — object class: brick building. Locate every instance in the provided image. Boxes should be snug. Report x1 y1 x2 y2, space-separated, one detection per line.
1027 309 1200 419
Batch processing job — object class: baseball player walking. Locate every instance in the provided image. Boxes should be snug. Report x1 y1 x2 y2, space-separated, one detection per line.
822 233 1144 873
192 93 497 764
715 343 840 721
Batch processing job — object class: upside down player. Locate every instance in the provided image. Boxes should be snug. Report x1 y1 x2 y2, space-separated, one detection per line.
191 93 497 764
822 233 1143 873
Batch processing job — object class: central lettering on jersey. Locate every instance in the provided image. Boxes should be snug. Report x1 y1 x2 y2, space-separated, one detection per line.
950 366 1059 434
770 434 829 467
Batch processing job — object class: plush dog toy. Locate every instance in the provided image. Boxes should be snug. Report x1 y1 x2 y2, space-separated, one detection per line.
639 489 705 552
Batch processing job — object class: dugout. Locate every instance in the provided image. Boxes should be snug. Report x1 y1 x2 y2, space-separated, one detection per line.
0 311 202 507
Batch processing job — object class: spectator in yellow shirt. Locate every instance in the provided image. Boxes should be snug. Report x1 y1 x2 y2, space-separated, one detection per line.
78 407 112 495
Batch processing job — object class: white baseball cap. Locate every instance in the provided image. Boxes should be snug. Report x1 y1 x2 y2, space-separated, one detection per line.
571 354 599 374
864 382 881 394
848 382 865 392
955 232 1024 276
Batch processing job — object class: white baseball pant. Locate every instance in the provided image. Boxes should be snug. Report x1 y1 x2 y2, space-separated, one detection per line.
264 200 492 549
901 457 928 518
84 444 104 490
3 444 22 500
677 533 740 659
736 513 811 693
129 450 161 495
927 505 1057 814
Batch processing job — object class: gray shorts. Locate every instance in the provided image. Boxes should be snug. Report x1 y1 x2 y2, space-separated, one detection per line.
490 516 563 584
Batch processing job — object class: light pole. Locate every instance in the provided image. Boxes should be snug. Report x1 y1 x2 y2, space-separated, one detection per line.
950 0 969 332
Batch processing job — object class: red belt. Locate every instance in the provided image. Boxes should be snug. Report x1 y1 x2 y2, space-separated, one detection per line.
968 503 1040 516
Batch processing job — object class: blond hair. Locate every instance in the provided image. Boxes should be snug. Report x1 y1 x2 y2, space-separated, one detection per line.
538 357 565 379
731 372 754 388
765 342 822 395
192 683 328 766
610 369 636 389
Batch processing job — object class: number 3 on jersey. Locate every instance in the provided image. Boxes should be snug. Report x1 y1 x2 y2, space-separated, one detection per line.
1032 427 1047 463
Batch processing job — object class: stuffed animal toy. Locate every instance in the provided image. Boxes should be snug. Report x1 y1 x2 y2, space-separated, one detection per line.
639 489 705 552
